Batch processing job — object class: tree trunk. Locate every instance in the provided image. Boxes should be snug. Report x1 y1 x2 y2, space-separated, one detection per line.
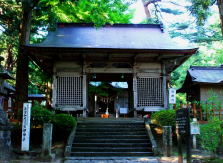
15 0 32 112
5 44 13 71
218 0 223 35
141 0 161 21
141 0 152 19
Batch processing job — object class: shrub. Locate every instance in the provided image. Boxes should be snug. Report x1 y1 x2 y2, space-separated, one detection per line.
198 118 223 156
31 104 54 127
151 110 176 127
51 114 76 133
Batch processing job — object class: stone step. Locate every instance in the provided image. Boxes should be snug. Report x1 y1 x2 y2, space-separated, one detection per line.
77 122 144 124
75 131 147 136
74 138 149 143
77 118 144 123
69 151 154 157
76 128 145 132
77 124 145 128
71 147 152 152
75 135 148 139
72 143 151 148
69 118 154 157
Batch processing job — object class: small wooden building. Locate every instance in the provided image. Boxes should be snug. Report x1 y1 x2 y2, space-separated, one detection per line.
24 23 197 116
178 66 223 103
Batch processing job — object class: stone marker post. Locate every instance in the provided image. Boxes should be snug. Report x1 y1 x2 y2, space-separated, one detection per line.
163 126 172 157
42 123 53 157
190 118 200 150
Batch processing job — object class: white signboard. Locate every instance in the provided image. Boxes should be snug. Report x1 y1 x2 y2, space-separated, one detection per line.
169 88 176 104
120 108 128 114
190 120 200 135
21 103 32 151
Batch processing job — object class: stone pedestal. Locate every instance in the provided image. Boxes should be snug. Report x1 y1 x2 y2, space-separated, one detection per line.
163 126 172 157
42 123 53 159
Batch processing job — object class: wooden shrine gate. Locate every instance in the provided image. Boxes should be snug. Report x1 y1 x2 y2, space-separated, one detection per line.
24 23 197 115
51 61 167 117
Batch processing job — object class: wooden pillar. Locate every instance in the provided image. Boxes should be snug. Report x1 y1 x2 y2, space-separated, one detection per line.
127 80 133 117
52 74 57 108
177 132 183 163
82 58 87 118
133 74 138 117
162 63 168 109
83 74 87 118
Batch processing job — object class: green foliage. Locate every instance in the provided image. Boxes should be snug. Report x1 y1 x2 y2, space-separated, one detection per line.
88 82 122 99
198 118 223 154
39 0 134 27
28 62 50 94
31 104 54 127
151 110 176 127
160 8 183 15
170 22 222 43
51 114 76 132
188 0 216 26
20 103 76 133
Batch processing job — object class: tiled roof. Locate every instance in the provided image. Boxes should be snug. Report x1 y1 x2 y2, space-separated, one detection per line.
27 23 196 51
189 66 223 83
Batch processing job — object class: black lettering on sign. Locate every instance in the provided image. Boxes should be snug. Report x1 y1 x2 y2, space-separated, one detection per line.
176 109 190 135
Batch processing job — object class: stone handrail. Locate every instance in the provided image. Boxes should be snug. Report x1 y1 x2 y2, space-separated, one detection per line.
144 120 158 155
64 124 77 157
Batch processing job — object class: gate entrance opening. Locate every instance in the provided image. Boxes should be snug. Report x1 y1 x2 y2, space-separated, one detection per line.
88 73 132 117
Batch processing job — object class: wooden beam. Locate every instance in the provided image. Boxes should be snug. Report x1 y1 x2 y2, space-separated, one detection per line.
86 68 133 73
162 63 168 109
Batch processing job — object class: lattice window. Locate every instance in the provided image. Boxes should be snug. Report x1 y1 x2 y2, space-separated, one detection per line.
137 77 163 107
56 76 83 107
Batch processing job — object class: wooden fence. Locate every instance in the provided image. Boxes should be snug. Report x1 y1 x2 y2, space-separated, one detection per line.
174 102 223 122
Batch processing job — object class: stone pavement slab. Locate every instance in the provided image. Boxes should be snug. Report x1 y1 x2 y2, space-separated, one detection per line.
64 157 159 163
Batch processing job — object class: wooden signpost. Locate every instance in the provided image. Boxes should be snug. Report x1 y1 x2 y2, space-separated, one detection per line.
176 108 191 163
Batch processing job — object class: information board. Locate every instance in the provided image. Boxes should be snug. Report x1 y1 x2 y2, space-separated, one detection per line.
176 108 190 135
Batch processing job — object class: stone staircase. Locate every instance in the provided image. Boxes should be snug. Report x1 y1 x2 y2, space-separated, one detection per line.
69 118 154 157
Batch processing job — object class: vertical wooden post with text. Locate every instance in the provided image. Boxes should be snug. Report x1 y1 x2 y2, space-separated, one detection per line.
21 103 32 151
176 108 191 163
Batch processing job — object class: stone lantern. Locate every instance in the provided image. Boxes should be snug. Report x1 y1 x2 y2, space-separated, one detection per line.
0 56 14 160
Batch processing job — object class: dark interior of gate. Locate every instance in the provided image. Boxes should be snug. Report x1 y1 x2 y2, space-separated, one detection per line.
88 73 133 117
24 23 197 117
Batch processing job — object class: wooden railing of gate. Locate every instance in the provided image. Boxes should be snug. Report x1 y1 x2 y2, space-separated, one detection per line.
174 102 223 122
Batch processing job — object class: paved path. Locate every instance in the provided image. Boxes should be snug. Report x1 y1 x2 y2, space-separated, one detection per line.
64 157 184 163
3 156 186 163
64 157 159 163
